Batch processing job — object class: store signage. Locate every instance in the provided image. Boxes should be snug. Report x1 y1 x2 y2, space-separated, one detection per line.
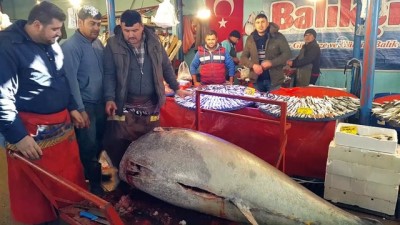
205 0 400 70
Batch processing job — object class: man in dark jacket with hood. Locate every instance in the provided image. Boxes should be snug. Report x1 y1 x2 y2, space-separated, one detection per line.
287 29 321 86
240 13 291 92
103 10 190 167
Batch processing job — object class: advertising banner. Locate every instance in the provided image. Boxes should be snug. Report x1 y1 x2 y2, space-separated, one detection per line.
206 0 400 69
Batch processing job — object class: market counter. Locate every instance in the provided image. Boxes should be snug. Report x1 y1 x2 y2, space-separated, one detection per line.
160 86 357 179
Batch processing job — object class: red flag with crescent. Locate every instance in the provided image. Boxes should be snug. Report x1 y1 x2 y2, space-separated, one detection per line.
206 0 244 52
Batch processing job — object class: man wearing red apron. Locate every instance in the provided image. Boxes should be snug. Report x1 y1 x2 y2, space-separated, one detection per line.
0 2 87 224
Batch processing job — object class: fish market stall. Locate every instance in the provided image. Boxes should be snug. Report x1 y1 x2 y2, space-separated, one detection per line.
161 86 358 179
371 94 400 142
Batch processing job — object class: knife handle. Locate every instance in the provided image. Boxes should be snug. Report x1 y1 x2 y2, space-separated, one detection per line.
80 211 98 220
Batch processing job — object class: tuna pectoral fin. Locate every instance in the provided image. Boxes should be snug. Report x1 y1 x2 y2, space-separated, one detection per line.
360 217 383 225
231 198 259 225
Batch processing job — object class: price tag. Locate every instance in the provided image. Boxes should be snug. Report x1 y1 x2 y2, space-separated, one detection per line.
340 125 358 135
150 115 160 122
297 107 313 115
244 87 256 96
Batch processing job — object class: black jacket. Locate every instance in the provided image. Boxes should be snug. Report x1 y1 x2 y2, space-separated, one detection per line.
292 40 321 74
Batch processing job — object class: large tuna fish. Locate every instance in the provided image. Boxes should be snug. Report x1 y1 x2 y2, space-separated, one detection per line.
119 128 382 225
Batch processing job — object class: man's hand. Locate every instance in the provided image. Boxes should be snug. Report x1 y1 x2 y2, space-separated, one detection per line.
233 57 240 65
105 101 117 116
70 110 85 128
81 111 90 128
176 89 192 98
261 60 273 70
286 60 293 67
193 82 201 87
252 64 263 75
15 135 42 160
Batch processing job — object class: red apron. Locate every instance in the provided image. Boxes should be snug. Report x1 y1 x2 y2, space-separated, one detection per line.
6 109 87 224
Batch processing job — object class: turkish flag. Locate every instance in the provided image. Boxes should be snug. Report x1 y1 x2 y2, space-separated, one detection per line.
206 0 244 52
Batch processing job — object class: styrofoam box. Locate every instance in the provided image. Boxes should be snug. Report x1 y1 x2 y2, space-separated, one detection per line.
328 141 400 172
334 122 398 154
325 173 399 202
326 159 400 185
324 186 397 215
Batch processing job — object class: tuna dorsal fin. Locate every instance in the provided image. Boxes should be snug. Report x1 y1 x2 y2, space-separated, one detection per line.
231 198 259 225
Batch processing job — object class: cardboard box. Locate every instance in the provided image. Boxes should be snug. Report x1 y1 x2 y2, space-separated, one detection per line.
334 122 398 154
328 142 400 172
324 186 397 215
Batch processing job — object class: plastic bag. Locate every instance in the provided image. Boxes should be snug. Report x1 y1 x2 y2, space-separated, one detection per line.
152 0 179 28
177 61 192 81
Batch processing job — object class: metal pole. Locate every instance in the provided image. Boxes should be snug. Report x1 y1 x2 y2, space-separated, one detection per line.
359 0 380 125
106 0 116 36
350 0 363 94
352 0 363 59
176 0 184 61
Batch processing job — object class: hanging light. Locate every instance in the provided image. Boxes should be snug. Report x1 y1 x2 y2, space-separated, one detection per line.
196 8 211 20
69 0 81 8
196 0 211 20
36 0 41 4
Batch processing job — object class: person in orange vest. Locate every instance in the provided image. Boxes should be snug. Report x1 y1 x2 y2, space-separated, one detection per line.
190 30 235 87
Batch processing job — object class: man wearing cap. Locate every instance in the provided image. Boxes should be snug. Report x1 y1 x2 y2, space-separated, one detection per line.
240 13 291 92
287 28 321 86
221 30 241 82
221 30 241 65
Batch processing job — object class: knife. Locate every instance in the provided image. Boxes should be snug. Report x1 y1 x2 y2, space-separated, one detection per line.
79 211 110 225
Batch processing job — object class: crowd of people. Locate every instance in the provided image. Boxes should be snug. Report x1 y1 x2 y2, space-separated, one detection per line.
0 1 321 224
190 14 321 90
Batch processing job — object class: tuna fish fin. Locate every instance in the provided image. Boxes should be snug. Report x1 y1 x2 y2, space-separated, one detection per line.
360 217 383 225
230 198 259 225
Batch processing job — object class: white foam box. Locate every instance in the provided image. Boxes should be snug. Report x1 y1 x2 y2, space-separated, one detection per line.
324 186 397 215
327 141 400 172
325 173 399 202
334 122 398 154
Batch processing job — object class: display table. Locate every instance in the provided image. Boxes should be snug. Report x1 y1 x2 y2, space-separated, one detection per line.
160 86 357 179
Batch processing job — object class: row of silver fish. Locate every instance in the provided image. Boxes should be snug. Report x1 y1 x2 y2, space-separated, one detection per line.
174 85 257 111
372 100 400 127
258 94 360 120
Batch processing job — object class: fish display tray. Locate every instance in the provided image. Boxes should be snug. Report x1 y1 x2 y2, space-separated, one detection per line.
257 94 359 122
174 84 258 111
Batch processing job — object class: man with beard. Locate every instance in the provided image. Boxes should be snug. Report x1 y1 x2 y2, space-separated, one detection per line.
103 10 190 168
240 13 291 92
62 5 106 196
0 1 86 224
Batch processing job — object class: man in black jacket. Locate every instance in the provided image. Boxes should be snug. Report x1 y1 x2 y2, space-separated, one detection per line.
287 29 321 86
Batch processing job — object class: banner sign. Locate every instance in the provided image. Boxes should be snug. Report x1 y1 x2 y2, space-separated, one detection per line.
206 0 400 70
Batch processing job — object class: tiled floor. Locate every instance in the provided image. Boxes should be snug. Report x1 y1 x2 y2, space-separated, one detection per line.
1 150 399 225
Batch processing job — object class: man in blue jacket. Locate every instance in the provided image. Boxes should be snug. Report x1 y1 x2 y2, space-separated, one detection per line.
0 2 86 224
62 5 106 195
